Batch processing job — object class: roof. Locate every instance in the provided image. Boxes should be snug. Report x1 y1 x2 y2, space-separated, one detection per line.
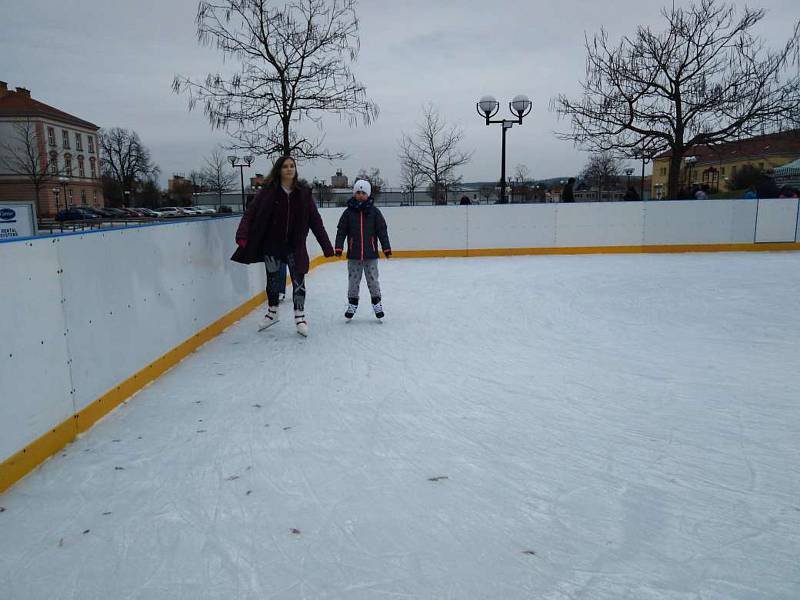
655 130 800 164
774 158 800 176
0 89 99 130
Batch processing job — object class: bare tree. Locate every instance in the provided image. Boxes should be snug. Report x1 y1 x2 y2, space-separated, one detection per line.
479 184 495 204
99 128 160 206
399 159 424 205
201 148 238 208
513 163 531 184
580 152 621 201
172 0 378 160
0 117 59 215
552 0 800 198
399 104 472 205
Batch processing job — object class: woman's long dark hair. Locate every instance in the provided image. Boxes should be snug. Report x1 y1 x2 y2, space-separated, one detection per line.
265 156 298 190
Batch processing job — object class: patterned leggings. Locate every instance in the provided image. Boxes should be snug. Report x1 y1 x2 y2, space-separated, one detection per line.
265 254 304 310
348 259 381 301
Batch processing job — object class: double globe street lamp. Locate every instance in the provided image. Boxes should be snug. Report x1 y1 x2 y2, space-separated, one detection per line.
228 154 254 212
476 94 532 204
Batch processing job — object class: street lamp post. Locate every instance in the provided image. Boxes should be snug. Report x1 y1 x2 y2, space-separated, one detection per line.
52 187 61 215
624 167 634 189
313 178 323 208
58 176 70 208
684 156 697 192
476 94 532 205
228 154 254 212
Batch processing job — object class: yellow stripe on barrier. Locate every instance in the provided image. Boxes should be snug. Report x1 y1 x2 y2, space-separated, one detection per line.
2 240 799 494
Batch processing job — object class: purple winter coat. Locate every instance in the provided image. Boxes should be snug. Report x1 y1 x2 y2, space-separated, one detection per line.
231 184 334 274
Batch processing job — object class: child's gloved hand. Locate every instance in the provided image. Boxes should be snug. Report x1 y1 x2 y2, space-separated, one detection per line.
335 250 342 257
236 238 247 248
384 250 392 258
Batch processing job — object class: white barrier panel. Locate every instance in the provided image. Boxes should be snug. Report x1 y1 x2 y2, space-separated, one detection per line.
755 198 799 243
642 200 758 245
0 218 265 463
380 206 467 251
556 202 645 247
0 239 74 462
467 204 557 249
57 219 264 413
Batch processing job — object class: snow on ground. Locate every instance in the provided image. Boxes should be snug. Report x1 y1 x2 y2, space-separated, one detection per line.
1 253 799 599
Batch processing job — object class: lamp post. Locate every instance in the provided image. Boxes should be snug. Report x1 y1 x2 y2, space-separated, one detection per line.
684 156 697 191
624 167 634 189
228 154 254 212
313 178 323 208
58 176 70 208
476 94 532 204
52 187 61 215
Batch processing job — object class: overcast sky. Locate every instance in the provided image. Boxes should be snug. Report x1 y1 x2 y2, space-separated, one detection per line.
3 0 798 187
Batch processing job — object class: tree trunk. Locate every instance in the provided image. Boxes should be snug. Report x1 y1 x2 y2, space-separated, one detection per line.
282 118 291 157
668 152 684 200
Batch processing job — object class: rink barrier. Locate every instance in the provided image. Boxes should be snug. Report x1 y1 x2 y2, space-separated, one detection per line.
0 290 267 494
2 200 800 495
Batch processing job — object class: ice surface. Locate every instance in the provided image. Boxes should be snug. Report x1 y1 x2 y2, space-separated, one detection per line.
1 254 799 599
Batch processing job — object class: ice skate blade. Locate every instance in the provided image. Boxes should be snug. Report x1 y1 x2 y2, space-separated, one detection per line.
258 319 279 332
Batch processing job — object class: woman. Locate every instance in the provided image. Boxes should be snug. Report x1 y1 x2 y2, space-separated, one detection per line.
231 156 334 336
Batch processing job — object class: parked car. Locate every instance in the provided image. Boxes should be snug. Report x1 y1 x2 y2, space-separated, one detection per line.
89 207 116 218
76 206 107 218
104 207 128 218
136 208 160 218
153 207 183 218
55 207 98 221
194 207 217 215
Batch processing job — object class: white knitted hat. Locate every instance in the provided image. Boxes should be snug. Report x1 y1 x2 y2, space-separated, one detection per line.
353 180 371 197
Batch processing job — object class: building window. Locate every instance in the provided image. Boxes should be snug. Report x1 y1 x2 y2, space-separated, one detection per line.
731 165 738 176
75 133 83 152
90 156 97 178
759 162 764 170
88 136 95 154
62 129 70 149
64 154 73 177
80 190 86 203
721 166 726 175
48 127 56 146
77 156 85 178
49 152 59 175
93 190 97 204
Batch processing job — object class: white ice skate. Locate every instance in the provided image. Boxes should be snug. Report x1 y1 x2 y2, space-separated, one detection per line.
258 306 279 331
372 301 384 321
345 301 358 320
294 309 308 337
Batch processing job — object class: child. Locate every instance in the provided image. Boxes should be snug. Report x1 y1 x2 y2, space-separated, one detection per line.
335 180 392 320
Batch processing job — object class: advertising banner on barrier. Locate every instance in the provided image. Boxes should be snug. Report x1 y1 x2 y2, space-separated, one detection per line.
0 202 36 240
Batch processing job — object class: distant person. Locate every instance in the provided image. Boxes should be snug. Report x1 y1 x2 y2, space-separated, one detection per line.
459 195 471 205
561 177 575 202
778 186 799 198
623 186 640 201
693 185 708 200
743 186 757 199
232 156 334 337
335 180 392 321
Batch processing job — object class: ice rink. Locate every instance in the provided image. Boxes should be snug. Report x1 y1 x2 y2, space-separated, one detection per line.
1 253 799 599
